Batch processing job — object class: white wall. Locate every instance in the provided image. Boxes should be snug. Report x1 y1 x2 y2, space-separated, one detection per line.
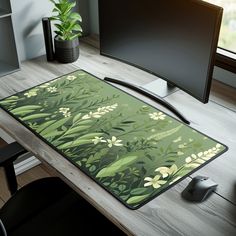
11 0 89 61
89 0 99 34
11 0 53 61
213 66 236 88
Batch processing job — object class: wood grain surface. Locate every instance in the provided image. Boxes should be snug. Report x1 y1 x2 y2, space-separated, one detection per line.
0 38 235 236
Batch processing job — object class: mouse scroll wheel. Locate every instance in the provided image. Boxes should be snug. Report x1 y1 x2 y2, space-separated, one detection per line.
192 176 206 183
195 176 208 181
201 177 208 181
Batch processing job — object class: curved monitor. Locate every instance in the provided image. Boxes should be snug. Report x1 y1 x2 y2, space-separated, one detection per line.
99 0 223 103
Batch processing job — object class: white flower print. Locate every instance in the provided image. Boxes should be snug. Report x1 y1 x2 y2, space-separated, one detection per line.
106 136 123 148
82 104 118 120
47 87 57 93
92 136 106 145
149 112 166 121
155 164 178 178
144 175 167 189
24 89 38 98
66 75 77 81
59 107 71 117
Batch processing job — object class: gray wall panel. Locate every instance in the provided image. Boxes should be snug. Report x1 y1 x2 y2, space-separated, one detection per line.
11 0 89 61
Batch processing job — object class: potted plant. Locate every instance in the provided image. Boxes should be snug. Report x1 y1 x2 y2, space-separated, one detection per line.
49 0 82 63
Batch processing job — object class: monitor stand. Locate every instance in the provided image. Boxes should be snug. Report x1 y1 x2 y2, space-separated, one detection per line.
104 77 190 125
142 79 178 98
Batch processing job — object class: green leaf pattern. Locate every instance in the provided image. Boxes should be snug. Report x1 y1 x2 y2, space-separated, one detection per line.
0 70 227 209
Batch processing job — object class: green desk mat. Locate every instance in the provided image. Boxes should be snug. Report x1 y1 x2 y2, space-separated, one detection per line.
0 70 227 209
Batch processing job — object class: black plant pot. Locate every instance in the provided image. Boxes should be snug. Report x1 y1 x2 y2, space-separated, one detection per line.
54 36 79 63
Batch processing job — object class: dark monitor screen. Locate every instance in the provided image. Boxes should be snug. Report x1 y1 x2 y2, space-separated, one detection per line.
99 0 223 103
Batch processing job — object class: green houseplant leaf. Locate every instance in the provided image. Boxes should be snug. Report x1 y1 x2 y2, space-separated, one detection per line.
49 0 82 41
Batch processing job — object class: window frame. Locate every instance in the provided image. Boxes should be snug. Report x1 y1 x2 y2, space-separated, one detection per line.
215 48 236 73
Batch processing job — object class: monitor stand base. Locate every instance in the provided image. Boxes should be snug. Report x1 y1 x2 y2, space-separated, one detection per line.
142 79 178 98
104 77 190 125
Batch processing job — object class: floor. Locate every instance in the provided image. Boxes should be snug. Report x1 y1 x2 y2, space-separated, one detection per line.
0 137 52 207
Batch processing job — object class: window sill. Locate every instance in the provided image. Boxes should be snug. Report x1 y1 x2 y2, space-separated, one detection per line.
216 48 236 74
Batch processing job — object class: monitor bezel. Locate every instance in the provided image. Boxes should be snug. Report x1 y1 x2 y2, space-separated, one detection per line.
98 0 223 103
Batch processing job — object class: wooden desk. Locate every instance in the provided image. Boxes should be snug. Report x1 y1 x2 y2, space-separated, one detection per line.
0 39 236 235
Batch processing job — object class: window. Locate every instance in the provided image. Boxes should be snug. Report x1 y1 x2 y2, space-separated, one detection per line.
205 0 236 73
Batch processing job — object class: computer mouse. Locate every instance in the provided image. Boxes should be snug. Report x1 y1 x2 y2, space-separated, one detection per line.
181 176 218 202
